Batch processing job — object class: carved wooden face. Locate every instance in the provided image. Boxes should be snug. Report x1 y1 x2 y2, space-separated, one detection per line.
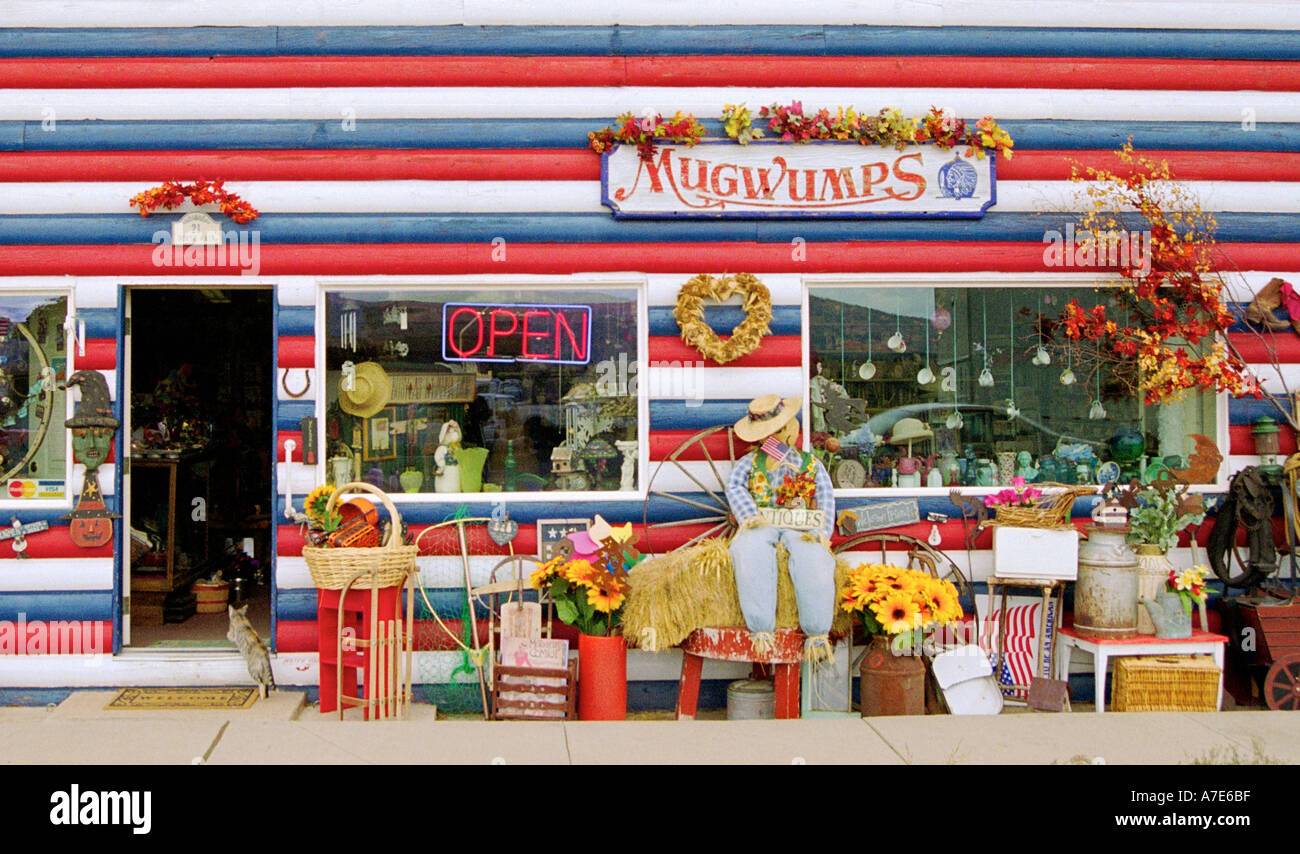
71 426 113 472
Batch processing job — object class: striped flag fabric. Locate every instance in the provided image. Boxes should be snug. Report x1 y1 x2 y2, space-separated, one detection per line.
981 602 1040 698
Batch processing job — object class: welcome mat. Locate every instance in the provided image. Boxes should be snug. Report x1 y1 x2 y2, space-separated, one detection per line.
105 687 259 710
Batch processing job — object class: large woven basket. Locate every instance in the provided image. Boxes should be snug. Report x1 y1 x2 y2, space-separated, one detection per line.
302 482 417 589
992 483 1095 529
1112 655 1220 712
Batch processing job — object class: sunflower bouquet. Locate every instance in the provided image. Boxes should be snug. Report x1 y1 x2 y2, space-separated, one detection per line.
838 563 964 650
529 554 632 637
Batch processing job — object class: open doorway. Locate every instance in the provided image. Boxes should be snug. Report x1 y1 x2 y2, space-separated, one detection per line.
125 287 273 648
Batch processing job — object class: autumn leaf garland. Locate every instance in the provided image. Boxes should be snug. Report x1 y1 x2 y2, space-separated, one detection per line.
129 179 259 224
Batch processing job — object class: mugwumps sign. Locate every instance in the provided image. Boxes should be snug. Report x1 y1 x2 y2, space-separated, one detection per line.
601 141 996 219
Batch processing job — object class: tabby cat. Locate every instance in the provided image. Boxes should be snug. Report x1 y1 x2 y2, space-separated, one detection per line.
227 605 276 698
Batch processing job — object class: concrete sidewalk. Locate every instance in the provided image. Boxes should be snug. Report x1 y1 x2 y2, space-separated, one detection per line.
1 693 1297 764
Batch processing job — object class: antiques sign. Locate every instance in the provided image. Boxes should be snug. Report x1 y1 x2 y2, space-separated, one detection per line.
601 142 996 219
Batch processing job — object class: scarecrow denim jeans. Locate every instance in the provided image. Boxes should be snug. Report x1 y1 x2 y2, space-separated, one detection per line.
729 524 836 636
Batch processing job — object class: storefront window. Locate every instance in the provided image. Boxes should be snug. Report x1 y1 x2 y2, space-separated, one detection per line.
0 293 68 499
808 285 1218 491
324 286 640 495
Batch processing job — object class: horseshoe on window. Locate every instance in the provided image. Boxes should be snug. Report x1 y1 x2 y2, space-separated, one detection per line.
280 368 311 399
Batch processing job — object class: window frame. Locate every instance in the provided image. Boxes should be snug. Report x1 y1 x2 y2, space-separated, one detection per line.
800 273 1230 498
0 283 77 510
315 274 650 503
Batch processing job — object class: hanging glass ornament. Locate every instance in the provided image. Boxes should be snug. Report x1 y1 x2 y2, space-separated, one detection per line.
1060 345 1076 386
887 294 906 352
859 309 877 379
1032 293 1051 365
917 321 934 385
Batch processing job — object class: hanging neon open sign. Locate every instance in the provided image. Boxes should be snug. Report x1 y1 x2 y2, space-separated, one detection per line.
441 302 593 365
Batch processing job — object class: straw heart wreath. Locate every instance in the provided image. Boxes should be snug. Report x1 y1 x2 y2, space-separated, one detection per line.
673 273 774 364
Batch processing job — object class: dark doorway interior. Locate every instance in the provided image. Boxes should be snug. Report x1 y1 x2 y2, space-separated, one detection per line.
127 288 273 647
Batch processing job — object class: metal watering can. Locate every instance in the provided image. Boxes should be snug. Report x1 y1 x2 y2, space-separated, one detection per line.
1139 591 1192 639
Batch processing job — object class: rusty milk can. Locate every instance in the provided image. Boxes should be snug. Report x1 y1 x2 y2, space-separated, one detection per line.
1074 525 1139 639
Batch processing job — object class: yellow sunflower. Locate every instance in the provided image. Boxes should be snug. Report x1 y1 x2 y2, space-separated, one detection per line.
528 556 567 590
561 559 598 584
871 593 922 635
927 581 964 625
303 484 332 519
586 576 630 614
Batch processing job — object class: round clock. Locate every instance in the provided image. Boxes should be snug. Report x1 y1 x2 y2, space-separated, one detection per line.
832 458 867 489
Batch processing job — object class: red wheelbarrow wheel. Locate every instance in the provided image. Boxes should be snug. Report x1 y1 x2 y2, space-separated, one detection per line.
1264 653 1300 711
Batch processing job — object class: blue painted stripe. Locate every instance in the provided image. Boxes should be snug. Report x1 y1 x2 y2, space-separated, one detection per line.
6 119 1299 153
649 305 801 337
277 400 314 431
78 307 119 339
650 399 750 430
276 587 489 621
0 591 113 622
277 305 315 337
1229 394 1292 425
2 26 1298 60
6 212 1299 246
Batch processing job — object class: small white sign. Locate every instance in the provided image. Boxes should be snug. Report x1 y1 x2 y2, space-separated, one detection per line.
602 141 995 219
171 212 223 245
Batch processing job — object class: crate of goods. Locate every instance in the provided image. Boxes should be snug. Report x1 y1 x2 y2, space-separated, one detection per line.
992 526 1079 580
1112 655 1220 712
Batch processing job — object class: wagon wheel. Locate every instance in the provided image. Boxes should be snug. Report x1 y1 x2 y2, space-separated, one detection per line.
832 531 979 629
642 424 743 554
1264 652 1300 710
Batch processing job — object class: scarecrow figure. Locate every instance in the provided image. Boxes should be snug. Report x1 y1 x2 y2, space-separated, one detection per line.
725 394 836 662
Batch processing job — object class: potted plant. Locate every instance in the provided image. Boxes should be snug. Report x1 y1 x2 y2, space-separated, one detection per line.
838 563 964 716
530 552 632 720
1125 483 1206 634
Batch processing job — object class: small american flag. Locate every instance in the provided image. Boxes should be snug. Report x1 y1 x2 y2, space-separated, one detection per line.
982 602 1040 699
0 317 10 338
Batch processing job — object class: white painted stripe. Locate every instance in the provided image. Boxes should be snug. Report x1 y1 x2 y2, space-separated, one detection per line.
644 459 736 497
277 278 321 307
648 273 803 307
73 279 118 310
8 88 1299 123
1228 454 1263 473
276 368 317 402
5 2 1300 30
9 181 1300 216
0 557 113 592
276 462 319 497
276 553 538 591
837 545 1208 585
645 365 802 400
1250 361 1300 394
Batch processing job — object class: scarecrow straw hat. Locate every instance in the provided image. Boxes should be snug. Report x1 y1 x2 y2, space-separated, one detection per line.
734 394 801 443
338 362 391 418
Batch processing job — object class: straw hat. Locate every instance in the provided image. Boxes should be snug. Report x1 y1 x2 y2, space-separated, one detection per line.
338 362 391 418
888 417 933 445
734 393 801 443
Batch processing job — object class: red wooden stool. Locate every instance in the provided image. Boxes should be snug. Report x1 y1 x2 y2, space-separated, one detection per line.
676 627 804 719
317 583 407 719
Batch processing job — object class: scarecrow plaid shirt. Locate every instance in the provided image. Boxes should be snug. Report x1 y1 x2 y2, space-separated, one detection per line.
726 439 835 539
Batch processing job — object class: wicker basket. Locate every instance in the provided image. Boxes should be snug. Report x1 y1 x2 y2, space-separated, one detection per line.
302 482 417 590
1112 655 1220 712
992 483 1094 529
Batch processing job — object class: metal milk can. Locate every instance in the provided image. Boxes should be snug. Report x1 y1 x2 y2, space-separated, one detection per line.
1074 525 1139 639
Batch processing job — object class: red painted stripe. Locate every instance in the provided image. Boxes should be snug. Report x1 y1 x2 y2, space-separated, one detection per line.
277 431 304 464
0 621 112 654
1229 330 1300 363
4 55 1298 91
16 525 114 559
1230 423 1298 456
279 523 542 558
998 150 1300 183
0 150 600 182
648 429 755 461
0 149 1291 184
277 336 314 369
5 242 1297 276
648 335 801 368
78 338 117 371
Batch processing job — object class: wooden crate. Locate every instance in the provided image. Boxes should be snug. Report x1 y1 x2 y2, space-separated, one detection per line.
1113 655 1220 712
491 662 577 720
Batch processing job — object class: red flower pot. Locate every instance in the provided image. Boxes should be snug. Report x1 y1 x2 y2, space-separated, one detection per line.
577 633 627 720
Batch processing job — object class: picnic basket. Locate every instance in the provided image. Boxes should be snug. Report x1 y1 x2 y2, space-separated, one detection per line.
302 482 417 589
